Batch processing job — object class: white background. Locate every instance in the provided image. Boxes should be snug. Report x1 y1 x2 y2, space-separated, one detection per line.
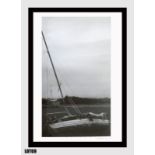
0 0 155 155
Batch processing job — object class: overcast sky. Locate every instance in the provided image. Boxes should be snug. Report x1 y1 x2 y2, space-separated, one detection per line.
42 17 111 98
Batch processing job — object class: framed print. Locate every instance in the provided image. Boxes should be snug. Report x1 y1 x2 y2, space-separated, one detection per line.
28 8 127 147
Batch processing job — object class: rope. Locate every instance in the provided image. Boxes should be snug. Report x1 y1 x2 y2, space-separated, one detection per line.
42 31 71 115
42 31 82 116
56 74 82 115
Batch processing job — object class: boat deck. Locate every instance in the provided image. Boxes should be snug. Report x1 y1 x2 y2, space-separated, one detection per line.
49 118 109 129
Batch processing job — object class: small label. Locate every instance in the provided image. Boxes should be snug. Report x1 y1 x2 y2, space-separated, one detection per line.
24 149 37 154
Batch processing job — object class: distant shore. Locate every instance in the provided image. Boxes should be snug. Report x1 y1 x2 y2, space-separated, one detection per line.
42 96 110 108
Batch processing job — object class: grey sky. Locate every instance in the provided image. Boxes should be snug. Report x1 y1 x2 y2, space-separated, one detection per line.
42 17 110 98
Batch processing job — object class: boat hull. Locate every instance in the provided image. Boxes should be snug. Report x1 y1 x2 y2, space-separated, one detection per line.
48 118 110 136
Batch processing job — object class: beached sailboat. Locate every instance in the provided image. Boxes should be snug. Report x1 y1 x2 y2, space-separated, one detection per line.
42 31 110 136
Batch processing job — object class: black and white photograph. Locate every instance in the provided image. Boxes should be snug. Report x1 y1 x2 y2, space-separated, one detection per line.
42 16 111 137
29 8 127 147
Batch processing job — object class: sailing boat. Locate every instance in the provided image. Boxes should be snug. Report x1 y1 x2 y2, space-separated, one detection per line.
42 31 110 136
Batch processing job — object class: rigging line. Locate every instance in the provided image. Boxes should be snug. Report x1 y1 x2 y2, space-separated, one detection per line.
62 87 81 114
68 98 82 114
42 32 81 115
53 60 82 115
56 75 82 114
53 59 82 114
42 31 71 115
54 58 82 115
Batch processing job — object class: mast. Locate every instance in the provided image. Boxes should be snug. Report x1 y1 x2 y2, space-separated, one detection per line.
42 31 71 115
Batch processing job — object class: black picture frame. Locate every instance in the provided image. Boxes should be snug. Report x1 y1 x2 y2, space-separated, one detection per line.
28 8 127 147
